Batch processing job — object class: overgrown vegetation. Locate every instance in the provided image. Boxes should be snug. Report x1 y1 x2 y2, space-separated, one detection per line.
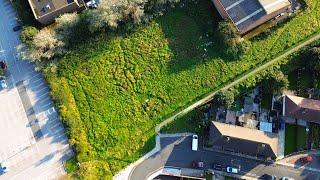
39 0 320 178
285 124 307 155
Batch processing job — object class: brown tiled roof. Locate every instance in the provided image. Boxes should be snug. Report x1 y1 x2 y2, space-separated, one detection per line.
209 121 278 159
285 95 320 123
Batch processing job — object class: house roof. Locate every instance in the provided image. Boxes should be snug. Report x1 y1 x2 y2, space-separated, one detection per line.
210 121 278 158
217 0 290 33
28 0 77 18
284 95 320 123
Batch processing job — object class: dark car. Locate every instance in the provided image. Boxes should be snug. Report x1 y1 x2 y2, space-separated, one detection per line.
13 25 22 32
212 163 223 171
261 174 276 180
0 61 7 70
192 161 205 168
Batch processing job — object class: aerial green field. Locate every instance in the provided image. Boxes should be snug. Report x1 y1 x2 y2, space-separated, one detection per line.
45 0 320 178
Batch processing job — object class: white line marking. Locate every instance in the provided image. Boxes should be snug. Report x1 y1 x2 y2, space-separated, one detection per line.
226 0 246 10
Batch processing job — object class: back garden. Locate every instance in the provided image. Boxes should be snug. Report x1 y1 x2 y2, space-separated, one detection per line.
40 0 320 178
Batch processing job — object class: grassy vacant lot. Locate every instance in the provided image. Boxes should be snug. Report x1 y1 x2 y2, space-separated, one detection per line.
285 124 308 155
45 0 320 178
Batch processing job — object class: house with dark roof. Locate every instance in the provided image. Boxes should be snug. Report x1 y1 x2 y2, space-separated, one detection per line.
28 0 85 24
283 95 320 126
212 0 291 34
209 121 279 160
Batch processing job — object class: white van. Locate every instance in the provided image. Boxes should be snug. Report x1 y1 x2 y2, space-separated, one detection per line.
192 135 198 151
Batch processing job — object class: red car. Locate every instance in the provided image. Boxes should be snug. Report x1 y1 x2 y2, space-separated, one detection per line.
299 155 312 163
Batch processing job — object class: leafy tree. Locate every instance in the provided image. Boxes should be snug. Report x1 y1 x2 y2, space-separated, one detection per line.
86 0 145 32
20 26 39 46
262 70 289 95
55 13 80 44
214 90 234 108
216 19 250 59
303 47 320 77
26 28 65 61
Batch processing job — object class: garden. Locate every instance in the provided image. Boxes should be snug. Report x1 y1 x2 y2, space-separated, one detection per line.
41 0 320 178
284 124 308 155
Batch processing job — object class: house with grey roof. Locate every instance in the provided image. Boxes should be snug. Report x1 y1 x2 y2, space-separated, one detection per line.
212 0 291 34
209 121 279 160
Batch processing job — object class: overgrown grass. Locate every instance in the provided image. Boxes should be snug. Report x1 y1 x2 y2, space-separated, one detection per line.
44 0 320 178
161 111 203 134
285 124 307 155
65 157 79 174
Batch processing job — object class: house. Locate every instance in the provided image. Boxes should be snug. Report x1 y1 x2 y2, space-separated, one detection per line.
212 0 291 34
27 0 85 24
209 121 279 160
283 95 320 126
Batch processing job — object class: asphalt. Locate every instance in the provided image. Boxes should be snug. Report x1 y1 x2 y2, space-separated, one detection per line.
0 0 73 179
130 136 320 180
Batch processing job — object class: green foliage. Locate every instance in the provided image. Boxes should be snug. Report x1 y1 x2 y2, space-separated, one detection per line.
44 0 320 177
303 47 320 76
65 157 79 174
213 90 234 108
20 26 39 45
161 110 203 134
216 19 250 59
261 70 289 95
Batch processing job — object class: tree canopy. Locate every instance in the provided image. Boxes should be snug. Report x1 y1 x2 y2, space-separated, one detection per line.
213 90 235 108
261 70 289 95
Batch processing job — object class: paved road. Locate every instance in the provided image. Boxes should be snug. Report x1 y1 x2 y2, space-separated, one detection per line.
130 136 320 180
0 0 73 179
155 33 320 132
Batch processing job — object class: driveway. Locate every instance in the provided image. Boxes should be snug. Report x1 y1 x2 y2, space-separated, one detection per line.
0 0 72 179
130 136 320 180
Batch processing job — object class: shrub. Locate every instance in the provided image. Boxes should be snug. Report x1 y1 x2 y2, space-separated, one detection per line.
213 90 235 108
261 70 289 95
20 26 39 46
216 19 251 59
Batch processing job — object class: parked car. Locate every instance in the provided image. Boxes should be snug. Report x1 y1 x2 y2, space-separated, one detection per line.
86 0 98 9
261 174 276 180
0 162 9 175
226 166 239 174
0 79 7 89
192 135 198 151
192 161 205 168
212 163 223 171
280 177 293 180
13 25 22 32
0 61 7 70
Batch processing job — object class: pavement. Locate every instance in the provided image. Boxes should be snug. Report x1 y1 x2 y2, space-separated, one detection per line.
130 135 320 180
0 0 73 179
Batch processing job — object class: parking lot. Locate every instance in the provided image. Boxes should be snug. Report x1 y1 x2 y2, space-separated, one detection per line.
0 0 73 179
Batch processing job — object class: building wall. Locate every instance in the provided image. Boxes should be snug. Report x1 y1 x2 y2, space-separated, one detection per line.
36 2 80 24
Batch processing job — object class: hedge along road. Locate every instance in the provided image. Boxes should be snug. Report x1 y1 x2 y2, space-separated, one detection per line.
155 32 320 132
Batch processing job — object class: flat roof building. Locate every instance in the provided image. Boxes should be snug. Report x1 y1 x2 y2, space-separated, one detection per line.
28 0 84 24
212 0 291 34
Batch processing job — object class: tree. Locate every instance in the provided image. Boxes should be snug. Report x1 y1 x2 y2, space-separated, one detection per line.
262 70 289 95
303 47 320 77
20 26 39 46
55 13 80 43
213 90 234 108
86 0 145 32
216 19 250 59
27 28 65 61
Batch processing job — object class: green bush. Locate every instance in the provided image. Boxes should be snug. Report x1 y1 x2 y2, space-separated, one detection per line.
20 26 39 45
